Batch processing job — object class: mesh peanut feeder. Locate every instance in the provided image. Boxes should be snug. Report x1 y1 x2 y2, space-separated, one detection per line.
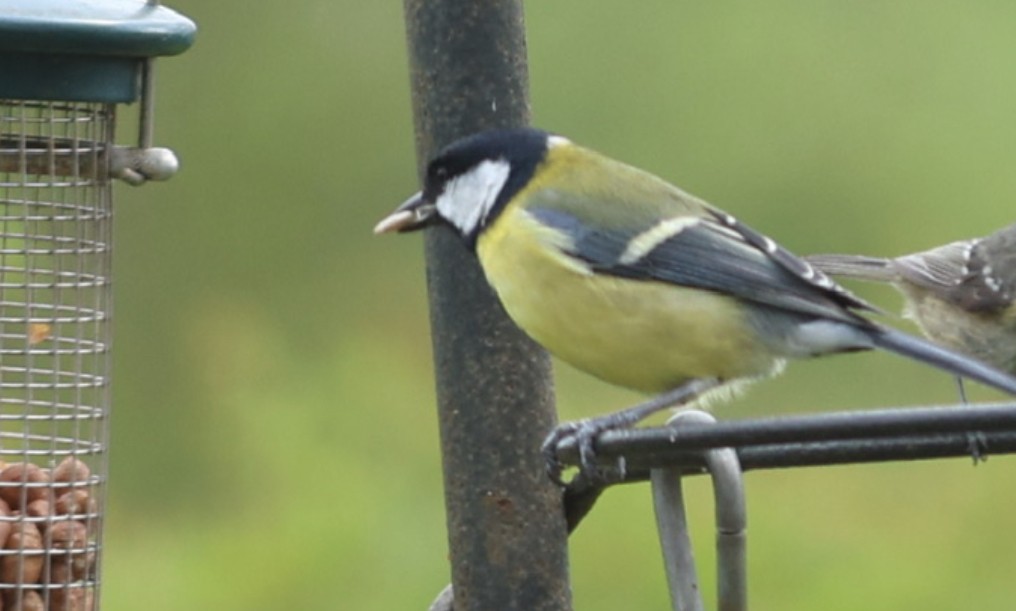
0 2 195 609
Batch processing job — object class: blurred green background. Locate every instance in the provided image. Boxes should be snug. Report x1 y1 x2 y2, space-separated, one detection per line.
102 2 1016 610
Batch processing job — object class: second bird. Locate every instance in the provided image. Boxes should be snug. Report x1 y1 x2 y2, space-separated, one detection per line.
807 222 1016 378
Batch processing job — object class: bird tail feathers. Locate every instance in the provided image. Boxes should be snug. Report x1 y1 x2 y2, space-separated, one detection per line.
805 254 898 282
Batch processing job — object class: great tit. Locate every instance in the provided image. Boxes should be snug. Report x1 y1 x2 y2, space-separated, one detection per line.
807 222 1016 399
376 128 1016 478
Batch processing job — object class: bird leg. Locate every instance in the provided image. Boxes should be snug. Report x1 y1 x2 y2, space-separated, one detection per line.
955 376 989 464
955 376 968 404
542 377 723 485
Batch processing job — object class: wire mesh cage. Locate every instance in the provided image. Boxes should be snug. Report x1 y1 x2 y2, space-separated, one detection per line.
0 2 194 609
0 100 113 611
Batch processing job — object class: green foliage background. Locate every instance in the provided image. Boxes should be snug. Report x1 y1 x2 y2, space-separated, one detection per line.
102 2 1016 609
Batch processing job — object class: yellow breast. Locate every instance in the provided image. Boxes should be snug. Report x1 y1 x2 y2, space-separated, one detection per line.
476 205 784 394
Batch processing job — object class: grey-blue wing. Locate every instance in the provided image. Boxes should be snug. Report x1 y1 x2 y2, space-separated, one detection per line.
528 206 870 325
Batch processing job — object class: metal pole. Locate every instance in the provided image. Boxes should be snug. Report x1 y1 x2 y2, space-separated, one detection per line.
402 2 571 610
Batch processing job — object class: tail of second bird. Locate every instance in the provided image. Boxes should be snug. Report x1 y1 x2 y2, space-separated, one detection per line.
806 254 899 282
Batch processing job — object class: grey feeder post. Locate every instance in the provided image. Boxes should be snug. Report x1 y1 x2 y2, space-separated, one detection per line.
404 1 571 610
0 1 195 609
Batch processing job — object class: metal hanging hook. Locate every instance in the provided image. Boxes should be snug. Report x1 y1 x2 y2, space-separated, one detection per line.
652 410 747 611
110 49 181 186
108 57 181 186
652 464 703 611
138 57 155 150
108 1 184 187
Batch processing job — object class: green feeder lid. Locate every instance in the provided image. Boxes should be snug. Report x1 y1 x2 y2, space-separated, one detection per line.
0 0 196 103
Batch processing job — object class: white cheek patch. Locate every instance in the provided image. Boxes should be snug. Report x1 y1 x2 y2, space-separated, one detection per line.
435 159 512 235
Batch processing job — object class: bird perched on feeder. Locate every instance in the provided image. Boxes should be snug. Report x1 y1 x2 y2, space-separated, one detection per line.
807 222 1016 399
375 127 1016 480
